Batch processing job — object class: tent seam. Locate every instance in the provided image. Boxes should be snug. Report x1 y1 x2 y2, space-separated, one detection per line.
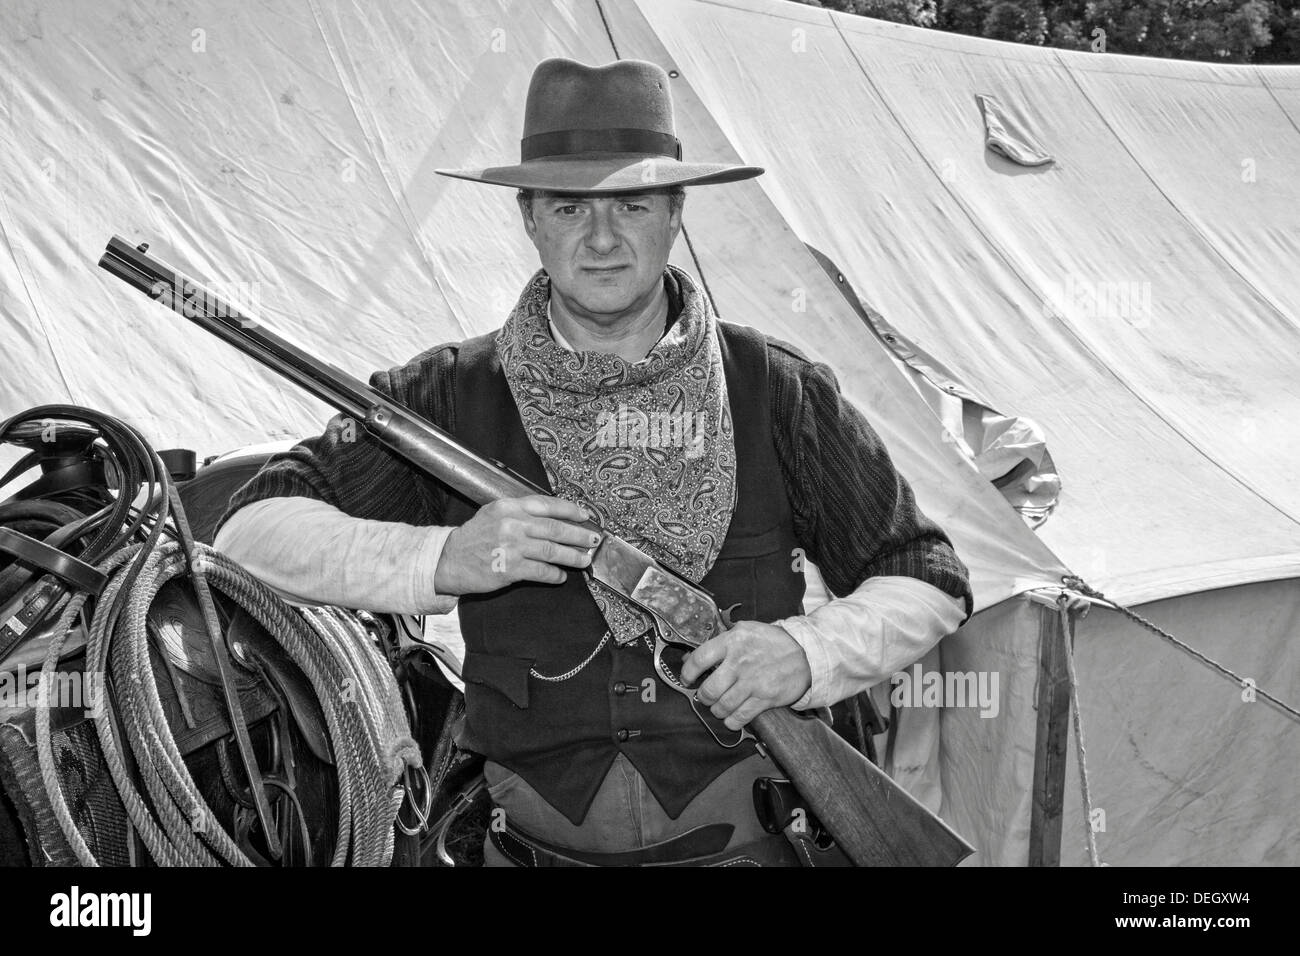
691 0 1300 86
1051 48 1299 337
305 0 470 342
1046 51 1300 528
605 0 722 316
1258 70 1300 141
0 190 77 403
594 0 621 57
602 0 1074 603
827 11 1300 534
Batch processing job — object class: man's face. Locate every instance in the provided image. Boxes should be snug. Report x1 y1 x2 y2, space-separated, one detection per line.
519 189 682 326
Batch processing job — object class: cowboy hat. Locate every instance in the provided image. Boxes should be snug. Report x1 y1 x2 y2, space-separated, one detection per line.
435 57 763 192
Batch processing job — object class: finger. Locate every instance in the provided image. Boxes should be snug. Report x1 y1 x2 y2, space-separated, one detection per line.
724 698 767 732
709 681 750 721
518 495 594 525
519 537 593 569
696 663 739 709
522 515 602 550
680 639 728 686
512 558 567 585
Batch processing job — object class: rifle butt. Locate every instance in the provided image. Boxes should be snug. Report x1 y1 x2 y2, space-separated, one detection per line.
751 706 974 867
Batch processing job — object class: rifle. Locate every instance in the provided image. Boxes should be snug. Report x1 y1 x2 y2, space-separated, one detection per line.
99 235 975 866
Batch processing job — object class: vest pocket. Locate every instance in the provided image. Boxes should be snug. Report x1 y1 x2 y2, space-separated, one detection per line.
713 523 786 559
704 524 804 624
462 651 535 708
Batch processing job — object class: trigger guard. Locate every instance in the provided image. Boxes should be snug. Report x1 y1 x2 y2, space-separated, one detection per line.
652 636 695 697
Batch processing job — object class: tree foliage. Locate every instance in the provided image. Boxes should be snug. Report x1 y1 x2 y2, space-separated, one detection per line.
795 0 1291 62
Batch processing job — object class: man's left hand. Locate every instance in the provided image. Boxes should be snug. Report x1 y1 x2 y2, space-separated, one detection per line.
679 622 812 731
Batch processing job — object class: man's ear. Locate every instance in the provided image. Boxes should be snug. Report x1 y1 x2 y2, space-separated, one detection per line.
667 196 685 244
517 193 539 243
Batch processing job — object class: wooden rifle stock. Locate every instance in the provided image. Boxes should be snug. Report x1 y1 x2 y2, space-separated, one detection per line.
752 707 973 866
100 235 977 867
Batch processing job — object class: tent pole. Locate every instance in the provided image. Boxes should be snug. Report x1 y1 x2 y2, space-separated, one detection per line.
1028 594 1072 866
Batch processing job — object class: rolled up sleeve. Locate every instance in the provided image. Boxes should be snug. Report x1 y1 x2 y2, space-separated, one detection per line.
215 345 459 536
777 576 967 709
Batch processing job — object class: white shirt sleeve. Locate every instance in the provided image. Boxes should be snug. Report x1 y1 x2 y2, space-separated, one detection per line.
212 496 459 615
774 576 967 710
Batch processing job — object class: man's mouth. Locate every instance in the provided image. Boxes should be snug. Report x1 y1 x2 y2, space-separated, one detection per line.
582 265 629 273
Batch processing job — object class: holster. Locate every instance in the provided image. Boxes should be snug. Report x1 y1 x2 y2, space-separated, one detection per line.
752 777 853 867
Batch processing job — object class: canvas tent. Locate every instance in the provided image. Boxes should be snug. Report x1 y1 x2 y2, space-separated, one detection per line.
1 0 1296 865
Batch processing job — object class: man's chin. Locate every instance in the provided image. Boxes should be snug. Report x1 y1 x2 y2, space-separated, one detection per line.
560 291 638 321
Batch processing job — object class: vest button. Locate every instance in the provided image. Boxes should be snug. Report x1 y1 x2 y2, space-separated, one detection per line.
615 728 632 743
613 681 628 695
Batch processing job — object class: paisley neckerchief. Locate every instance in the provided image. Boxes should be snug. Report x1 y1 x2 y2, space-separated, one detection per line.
496 265 736 648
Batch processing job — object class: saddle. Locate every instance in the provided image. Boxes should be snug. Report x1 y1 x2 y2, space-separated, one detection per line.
0 412 340 866
146 581 331 763
1 408 480 867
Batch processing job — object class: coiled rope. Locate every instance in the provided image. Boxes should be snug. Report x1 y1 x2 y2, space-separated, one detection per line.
13 406 418 866
36 538 419 866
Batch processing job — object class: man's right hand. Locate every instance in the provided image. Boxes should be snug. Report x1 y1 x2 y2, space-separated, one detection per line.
432 495 600 595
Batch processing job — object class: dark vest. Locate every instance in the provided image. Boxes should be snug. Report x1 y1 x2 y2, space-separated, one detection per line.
445 322 805 824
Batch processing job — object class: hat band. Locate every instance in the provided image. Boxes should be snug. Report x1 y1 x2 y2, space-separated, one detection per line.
521 127 683 162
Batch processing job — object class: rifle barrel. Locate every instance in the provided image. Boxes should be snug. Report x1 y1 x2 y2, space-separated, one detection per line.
98 236 547 506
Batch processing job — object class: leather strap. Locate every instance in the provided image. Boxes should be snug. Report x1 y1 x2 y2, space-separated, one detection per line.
0 528 107 595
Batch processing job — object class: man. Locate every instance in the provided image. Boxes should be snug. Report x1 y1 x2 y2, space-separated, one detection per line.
215 58 971 866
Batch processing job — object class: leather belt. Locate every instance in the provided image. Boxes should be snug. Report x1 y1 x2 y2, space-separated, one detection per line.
489 819 799 867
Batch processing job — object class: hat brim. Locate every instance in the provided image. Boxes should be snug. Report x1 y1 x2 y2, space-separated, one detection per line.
435 153 763 192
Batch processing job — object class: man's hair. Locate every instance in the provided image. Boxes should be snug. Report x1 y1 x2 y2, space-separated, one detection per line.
518 186 686 217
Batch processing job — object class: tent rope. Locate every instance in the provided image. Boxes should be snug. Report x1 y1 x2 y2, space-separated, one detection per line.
680 226 722 318
593 0 723 320
1058 594 1102 866
594 0 620 58
1062 575 1300 723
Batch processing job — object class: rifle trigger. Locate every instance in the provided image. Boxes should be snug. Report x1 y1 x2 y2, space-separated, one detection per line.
719 603 741 629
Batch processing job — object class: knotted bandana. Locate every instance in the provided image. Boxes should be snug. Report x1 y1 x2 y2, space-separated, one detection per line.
496 265 736 647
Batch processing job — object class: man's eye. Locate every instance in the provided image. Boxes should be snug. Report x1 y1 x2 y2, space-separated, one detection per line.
557 205 581 215
620 203 646 212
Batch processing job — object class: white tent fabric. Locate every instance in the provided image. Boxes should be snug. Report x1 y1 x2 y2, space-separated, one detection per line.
635 0 1300 607
1063 580 1300 866
2 0 1296 865
0 0 1062 611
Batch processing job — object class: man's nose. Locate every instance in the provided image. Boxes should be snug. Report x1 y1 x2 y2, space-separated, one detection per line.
584 206 620 256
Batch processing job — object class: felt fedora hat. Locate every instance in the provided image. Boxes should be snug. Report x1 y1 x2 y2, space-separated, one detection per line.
436 58 763 192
